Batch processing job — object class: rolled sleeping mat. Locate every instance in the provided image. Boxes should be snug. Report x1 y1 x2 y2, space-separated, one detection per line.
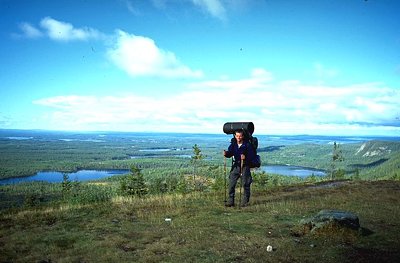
223 122 255 135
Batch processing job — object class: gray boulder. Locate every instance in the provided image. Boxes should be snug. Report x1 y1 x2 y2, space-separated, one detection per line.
300 210 360 234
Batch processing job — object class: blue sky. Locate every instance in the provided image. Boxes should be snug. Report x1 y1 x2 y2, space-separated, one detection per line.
1 0 399 136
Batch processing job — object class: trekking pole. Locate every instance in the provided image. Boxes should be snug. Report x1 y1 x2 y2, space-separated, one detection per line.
238 158 243 209
224 156 227 204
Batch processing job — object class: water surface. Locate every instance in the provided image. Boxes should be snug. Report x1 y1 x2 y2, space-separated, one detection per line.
261 165 326 177
0 169 129 185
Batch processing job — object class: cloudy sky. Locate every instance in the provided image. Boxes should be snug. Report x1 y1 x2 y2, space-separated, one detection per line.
1 0 399 136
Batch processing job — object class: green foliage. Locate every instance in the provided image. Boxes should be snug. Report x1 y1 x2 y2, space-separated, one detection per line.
191 144 204 190
392 173 400 180
191 144 203 161
332 168 345 180
120 165 148 197
176 175 189 194
306 174 319 183
252 171 269 190
330 142 345 180
147 176 168 194
332 142 344 162
212 175 223 192
351 168 361 181
61 173 82 202
60 173 114 204
21 183 47 207
62 173 73 197
206 165 222 191
271 175 280 187
24 193 43 207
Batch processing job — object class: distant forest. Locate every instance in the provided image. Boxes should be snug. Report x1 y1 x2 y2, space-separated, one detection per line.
0 130 399 181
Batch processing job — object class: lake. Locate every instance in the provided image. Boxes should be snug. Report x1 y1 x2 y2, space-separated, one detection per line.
0 165 326 185
261 165 326 177
0 169 129 185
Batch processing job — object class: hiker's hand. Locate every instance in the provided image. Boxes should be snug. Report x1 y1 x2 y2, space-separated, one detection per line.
223 150 227 157
241 154 245 160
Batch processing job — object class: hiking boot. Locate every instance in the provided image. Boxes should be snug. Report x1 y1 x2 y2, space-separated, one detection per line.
225 202 234 207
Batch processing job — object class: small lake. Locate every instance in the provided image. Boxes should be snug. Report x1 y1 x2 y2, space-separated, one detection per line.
0 169 129 185
261 165 326 177
0 165 326 185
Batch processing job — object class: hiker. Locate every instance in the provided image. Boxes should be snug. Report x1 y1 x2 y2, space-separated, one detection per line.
223 129 255 207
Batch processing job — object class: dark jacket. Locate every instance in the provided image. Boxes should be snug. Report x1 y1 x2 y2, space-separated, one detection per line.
225 139 256 167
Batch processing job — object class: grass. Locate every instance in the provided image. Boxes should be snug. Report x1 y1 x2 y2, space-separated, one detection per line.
1 180 400 262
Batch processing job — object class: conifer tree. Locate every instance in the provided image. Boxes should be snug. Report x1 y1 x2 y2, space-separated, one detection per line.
121 165 148 197
331 142 345 180
191 144 203 190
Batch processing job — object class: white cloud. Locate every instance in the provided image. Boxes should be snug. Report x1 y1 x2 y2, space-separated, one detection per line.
269 82 399 127
107 30 203 78
149 0 227 20
39 17 104 41
32 68 400 135
34 95 157 129
18 22 43 38
251 68 273 80
192 0 227 21
16 18 201 79
189 68 273 89
16 17 105 41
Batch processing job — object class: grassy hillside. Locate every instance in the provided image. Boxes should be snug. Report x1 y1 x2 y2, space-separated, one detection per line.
1 179 399 262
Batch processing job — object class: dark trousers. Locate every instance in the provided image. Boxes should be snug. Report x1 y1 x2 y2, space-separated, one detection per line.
228 165 252 205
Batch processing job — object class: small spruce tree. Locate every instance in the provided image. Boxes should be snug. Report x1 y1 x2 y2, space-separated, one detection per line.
331 142 345 180
62 173 72 198
191 144 203 190
121 165 148 197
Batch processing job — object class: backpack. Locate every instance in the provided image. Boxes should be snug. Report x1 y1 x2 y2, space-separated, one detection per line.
231 133 261 168
247 134 261 168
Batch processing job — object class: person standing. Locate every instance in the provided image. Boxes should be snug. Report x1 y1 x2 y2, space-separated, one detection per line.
223 129 255 207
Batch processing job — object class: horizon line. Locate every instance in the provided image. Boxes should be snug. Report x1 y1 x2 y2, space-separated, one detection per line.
0 128 398 138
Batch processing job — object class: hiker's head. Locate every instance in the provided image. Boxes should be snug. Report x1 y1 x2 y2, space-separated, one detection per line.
234 130 244 144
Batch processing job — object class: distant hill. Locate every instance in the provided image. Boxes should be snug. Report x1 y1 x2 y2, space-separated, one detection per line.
353 140 400 157
263 139 400 180
349 140 400 179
